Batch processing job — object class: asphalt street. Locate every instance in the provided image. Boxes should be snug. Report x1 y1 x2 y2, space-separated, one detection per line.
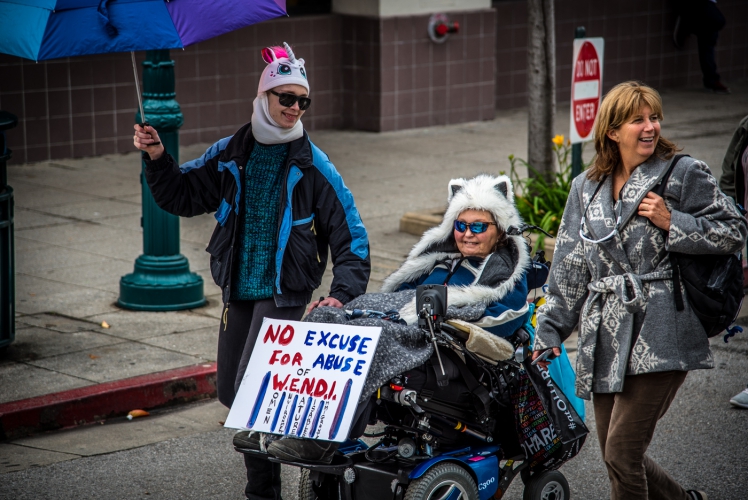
2 83 748 499
2 338 746 499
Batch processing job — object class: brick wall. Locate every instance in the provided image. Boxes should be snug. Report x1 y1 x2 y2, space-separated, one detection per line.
1 1 746 163
342 10 496 132
379 10 496 131
0 15 343 164
495 0 748 108
341 16 382 131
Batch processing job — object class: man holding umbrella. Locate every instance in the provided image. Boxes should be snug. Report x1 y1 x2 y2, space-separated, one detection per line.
133 43 371 499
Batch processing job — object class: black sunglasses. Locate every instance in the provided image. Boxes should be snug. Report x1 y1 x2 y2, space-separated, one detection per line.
269 90 311 110
454 220 497 234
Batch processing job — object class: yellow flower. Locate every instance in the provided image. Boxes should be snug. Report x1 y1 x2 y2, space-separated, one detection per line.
552 135 564 146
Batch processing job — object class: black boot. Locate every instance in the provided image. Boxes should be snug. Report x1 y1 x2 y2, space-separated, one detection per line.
267 437 339 464
233 430 262 450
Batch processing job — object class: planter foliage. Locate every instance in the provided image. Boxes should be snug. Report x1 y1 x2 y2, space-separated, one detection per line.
508 136 591 250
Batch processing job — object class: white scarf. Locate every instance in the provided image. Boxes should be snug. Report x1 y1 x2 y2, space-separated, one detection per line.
250 93 304 145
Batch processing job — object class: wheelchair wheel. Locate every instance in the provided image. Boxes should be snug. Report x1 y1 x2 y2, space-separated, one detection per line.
298 468 317 500
404 462 478 500
522 470 569 500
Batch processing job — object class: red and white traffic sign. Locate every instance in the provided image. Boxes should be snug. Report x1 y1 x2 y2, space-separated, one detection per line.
569 37 604 144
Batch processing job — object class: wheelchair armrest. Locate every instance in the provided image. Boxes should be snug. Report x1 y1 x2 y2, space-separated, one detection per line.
439 323 469 341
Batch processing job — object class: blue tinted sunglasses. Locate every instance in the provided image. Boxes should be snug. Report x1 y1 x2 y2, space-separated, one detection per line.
453 220 496 234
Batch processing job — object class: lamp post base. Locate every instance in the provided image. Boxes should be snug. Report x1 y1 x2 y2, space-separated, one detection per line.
118 254 206 311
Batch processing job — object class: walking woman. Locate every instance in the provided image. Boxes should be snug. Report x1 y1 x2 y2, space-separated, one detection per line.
133 43 370 500
532 81 746 500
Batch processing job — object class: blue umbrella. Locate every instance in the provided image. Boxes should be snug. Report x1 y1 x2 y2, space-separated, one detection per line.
0 0 287 123
0 0 287 61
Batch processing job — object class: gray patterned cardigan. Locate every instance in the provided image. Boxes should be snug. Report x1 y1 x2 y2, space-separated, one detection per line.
533 155 748 400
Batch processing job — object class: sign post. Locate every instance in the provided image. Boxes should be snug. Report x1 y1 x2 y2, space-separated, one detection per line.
225 319 381 443
569 35 604 178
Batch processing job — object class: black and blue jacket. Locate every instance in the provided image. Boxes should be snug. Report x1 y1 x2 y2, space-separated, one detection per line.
144 122 371 307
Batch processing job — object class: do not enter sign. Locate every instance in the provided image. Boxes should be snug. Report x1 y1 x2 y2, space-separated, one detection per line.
569 38 604 144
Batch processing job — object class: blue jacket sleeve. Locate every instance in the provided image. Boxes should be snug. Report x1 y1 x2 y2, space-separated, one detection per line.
144 137 232 217
397 274 428 291
308 142 371 304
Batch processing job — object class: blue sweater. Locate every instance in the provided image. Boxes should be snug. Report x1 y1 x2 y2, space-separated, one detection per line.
231 142 289 300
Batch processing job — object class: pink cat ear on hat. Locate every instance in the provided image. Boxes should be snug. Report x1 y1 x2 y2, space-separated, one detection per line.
262 47 277 64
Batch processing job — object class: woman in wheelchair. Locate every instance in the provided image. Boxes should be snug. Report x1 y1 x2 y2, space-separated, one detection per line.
264 174 547 464
382 173 532 338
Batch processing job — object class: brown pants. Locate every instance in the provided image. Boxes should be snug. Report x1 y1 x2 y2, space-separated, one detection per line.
593 371 690 500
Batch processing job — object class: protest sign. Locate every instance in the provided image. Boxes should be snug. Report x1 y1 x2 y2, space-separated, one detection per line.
225 318 381 443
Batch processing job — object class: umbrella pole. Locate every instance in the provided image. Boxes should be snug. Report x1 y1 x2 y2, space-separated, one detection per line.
131 51 160 145
130 51 146 125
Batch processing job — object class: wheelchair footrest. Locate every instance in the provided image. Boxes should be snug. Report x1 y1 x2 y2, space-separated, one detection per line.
235 446 354 474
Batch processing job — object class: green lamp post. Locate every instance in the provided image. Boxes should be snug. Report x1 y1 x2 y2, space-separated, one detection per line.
0 111 18 348
118 50 205 311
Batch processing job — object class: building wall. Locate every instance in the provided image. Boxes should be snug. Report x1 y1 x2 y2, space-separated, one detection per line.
1 1 746 164
341 16 382 131
333 0 490 17
495 0 748 109
342 10 496 132
0 15 344 164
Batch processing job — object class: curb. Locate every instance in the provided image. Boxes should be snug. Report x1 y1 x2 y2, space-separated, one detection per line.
399 208 443 236
0 362 217 441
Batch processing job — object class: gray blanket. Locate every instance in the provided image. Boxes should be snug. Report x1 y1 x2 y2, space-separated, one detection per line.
305 291 486 403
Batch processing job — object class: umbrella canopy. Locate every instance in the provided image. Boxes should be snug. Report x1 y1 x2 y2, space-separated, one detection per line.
0 0 287 61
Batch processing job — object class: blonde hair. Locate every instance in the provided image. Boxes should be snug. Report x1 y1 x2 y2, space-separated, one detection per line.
587 81 679 181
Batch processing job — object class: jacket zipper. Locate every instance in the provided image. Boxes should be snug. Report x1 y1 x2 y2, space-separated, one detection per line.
225 150 249 304
311 218 320 263
275 162 291 294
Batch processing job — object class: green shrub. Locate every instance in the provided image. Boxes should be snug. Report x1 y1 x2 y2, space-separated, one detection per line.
507 136 590 250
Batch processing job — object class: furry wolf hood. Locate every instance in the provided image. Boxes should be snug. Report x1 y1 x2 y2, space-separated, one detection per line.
381 174 531 314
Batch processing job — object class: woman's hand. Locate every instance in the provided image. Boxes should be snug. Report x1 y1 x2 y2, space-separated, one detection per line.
307 296 344 313
638 192 671 231
133 124 165 160
531 347 561 369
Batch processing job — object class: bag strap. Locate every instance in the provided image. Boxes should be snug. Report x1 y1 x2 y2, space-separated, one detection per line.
652 154 689 311
429 353 450 387
652 154 688 197
442 348 492 422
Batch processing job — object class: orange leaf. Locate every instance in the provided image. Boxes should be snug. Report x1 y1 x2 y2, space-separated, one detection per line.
127 409 150 420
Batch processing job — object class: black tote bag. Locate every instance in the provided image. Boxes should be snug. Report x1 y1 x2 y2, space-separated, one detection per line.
509 360 588 472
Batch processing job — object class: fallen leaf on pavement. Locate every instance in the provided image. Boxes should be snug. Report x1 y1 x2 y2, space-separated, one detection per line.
127 409 150 420
101 321 110 328
88 354 99 359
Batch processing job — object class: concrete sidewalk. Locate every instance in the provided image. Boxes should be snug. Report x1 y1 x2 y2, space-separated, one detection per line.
2 83 747 442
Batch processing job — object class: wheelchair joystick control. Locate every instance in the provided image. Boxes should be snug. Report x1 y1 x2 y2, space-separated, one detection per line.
417 284 449 378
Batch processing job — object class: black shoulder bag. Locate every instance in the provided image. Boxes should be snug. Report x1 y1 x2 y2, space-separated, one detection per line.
653 154 745 338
